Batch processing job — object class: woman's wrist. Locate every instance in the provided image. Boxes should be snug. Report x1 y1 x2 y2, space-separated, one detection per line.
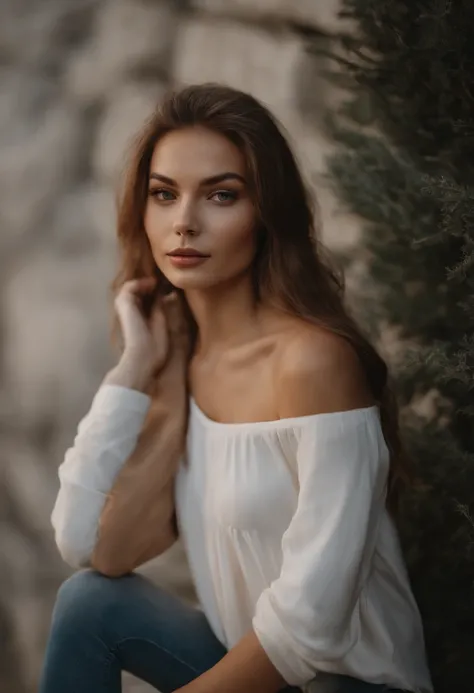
103 355 155 394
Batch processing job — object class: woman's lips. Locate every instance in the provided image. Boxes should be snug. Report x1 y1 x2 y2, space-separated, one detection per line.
167 255 210 268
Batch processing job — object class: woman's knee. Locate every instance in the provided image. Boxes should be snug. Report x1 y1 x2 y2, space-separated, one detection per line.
52 570 141 632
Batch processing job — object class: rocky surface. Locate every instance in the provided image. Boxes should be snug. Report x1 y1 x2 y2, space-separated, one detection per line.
0 1 359 691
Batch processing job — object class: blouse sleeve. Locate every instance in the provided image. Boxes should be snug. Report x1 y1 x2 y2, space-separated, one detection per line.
51 384 151 568
252 407 389 687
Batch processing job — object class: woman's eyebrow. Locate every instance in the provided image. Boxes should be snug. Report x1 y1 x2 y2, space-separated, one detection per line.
149 172 246 186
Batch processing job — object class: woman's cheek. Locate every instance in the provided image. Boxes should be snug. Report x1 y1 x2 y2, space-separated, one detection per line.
143 204 154 240
219 202 256 241
144 206 166 247
228 211 257 252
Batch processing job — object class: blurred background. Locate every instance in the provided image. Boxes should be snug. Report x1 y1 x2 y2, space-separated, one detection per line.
1 2 359 691
2 1 474 692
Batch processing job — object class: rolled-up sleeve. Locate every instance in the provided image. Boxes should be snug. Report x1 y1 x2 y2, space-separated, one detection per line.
51 384 151 568
252 408 389 687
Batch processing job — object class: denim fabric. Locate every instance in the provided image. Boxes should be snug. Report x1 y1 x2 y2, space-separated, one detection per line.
38 570 406 693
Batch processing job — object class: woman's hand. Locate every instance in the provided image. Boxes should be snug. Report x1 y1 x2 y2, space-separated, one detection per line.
105 277 187 393
114 277 170 374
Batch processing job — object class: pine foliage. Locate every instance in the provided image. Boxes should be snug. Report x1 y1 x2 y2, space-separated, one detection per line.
317 2 474 689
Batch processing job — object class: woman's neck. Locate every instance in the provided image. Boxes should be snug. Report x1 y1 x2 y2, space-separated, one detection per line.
185 275 273 358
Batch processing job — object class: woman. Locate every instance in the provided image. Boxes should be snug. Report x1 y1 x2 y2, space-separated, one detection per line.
39 84 432 693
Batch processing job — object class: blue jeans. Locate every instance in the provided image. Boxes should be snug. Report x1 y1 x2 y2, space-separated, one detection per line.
39 570 406 693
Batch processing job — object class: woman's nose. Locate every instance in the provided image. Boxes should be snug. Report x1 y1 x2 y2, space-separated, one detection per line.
174 224 198 237
172 201 200 237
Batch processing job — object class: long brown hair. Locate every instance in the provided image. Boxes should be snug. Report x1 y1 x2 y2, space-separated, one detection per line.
110 82 413 516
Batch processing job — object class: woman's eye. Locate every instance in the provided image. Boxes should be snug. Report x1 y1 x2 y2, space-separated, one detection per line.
149 189 175 201
211 190 238 203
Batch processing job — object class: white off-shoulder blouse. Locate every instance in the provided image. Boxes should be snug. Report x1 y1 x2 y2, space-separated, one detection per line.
51 384 433 693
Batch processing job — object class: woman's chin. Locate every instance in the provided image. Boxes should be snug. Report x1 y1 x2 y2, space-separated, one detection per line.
165 271 218 292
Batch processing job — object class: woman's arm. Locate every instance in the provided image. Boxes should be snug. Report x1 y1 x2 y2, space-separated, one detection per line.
51 373 153 568
176 629 287 693
90 374 184 576
52 354 185 575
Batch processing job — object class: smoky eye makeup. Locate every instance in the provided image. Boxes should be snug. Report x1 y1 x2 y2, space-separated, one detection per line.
147 186 242 204
209 189 239 202
147 187 177 203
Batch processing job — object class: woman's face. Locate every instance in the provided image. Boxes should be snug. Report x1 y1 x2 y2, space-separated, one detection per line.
144 126 258 291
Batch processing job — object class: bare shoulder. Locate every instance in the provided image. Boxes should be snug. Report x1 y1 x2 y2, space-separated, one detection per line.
275 323 376 419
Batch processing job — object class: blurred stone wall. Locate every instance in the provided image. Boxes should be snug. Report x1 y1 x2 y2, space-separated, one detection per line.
0 1 360 691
